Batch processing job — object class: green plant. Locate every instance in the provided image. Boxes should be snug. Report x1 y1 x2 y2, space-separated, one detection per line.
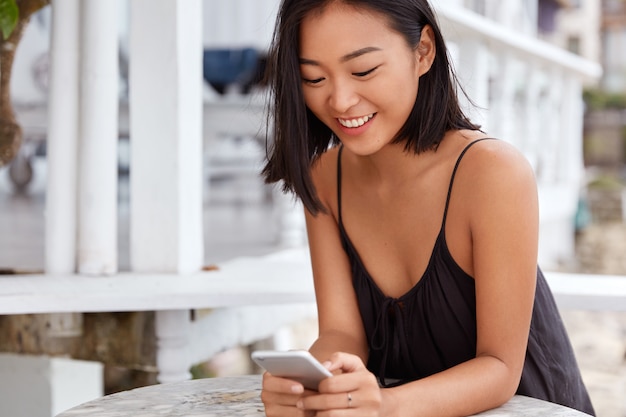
587 174 624 190
583 88 626 111
0 0 18 39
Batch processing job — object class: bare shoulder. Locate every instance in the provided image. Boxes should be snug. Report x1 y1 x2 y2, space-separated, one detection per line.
456 138 537 189
452 137 539 223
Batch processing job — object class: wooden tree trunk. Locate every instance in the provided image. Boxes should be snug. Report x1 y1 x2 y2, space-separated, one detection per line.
0 0 49 166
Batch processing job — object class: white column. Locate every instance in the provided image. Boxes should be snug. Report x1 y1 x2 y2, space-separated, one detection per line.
560 75 584 187
492 53 518 147
542 69 564 184
77 0 119 275
45 0 80 274
129 0 203 275
521 64 543 171
129 0 204 383
455 39 490 131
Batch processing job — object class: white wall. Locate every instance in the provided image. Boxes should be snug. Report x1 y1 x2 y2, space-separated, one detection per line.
0 354 103 417
202 0 278 50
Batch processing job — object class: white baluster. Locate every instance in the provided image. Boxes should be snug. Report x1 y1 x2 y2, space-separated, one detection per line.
521 63 543 171
491 52 519 147
274 184 306 248
77 0 119 275
455 39 490 131
156 310 192 383
559 75 584 186
46 0 79 274
542 69 564 184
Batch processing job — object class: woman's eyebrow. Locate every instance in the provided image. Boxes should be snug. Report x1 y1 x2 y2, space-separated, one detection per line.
299 46 382 66
340 46 381 62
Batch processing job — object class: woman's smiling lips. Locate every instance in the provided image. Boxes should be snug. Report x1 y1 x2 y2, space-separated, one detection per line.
336 113 376 135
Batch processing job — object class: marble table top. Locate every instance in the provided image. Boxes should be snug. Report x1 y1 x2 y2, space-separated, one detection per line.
56 375 591 417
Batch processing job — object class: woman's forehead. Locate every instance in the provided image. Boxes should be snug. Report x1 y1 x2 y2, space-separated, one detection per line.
301 1 388 30
299 3 397 55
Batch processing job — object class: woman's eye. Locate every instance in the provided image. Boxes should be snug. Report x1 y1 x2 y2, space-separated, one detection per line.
353 66 378 77
302 77 324 85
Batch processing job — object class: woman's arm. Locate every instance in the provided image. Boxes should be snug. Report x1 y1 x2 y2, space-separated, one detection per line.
305 207 369 363
305 150 369 363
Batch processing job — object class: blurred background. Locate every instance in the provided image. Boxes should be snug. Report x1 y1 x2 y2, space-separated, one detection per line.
0 0 624 416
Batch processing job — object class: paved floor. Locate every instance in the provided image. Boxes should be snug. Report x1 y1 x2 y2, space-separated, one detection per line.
0 154 286 272
563 223 626 417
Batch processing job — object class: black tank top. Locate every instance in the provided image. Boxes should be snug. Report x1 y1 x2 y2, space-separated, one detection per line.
336 139 595 415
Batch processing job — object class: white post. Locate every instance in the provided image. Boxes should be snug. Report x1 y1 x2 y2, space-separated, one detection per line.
492 53 518 147
521 64 542 170
46 0 80 274
77 0 119 275
455 39 490 131
543 68 564 184
129 0 204 382
560 75 584 187
129 0 204 275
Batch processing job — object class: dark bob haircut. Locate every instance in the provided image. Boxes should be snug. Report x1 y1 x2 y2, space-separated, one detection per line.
262 0 480 214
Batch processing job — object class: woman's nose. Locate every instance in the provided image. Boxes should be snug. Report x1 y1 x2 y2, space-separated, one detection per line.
328 81 359 114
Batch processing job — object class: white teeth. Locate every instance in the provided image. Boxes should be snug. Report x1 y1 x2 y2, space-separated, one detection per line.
339 113 374 128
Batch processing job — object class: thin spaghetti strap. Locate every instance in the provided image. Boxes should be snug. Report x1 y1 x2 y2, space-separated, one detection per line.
441 138 496 228
337 145 344 225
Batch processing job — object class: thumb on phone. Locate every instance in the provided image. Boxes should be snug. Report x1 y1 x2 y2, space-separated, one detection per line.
325 352 367 374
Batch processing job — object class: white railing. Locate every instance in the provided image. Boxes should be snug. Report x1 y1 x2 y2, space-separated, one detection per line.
1 248 625 376
436 3 602 268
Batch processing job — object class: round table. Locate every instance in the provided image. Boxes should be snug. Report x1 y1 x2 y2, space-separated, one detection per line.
56 375 591 417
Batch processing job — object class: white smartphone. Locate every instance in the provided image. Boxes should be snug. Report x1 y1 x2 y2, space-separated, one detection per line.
251 350 332 390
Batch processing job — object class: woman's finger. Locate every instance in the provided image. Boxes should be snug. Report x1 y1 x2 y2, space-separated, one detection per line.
262 371 305 395
325 351 368 374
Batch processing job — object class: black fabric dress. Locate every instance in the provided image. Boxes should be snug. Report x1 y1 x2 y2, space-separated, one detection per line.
336 140 595 415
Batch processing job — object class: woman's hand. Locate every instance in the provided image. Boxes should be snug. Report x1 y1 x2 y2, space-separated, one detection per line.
297 352 385 416
260 371 317 417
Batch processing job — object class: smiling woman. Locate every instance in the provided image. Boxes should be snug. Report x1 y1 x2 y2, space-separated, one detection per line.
259 0 595 417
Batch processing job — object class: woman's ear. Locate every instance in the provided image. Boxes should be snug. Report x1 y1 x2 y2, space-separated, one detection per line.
416 25 436 77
